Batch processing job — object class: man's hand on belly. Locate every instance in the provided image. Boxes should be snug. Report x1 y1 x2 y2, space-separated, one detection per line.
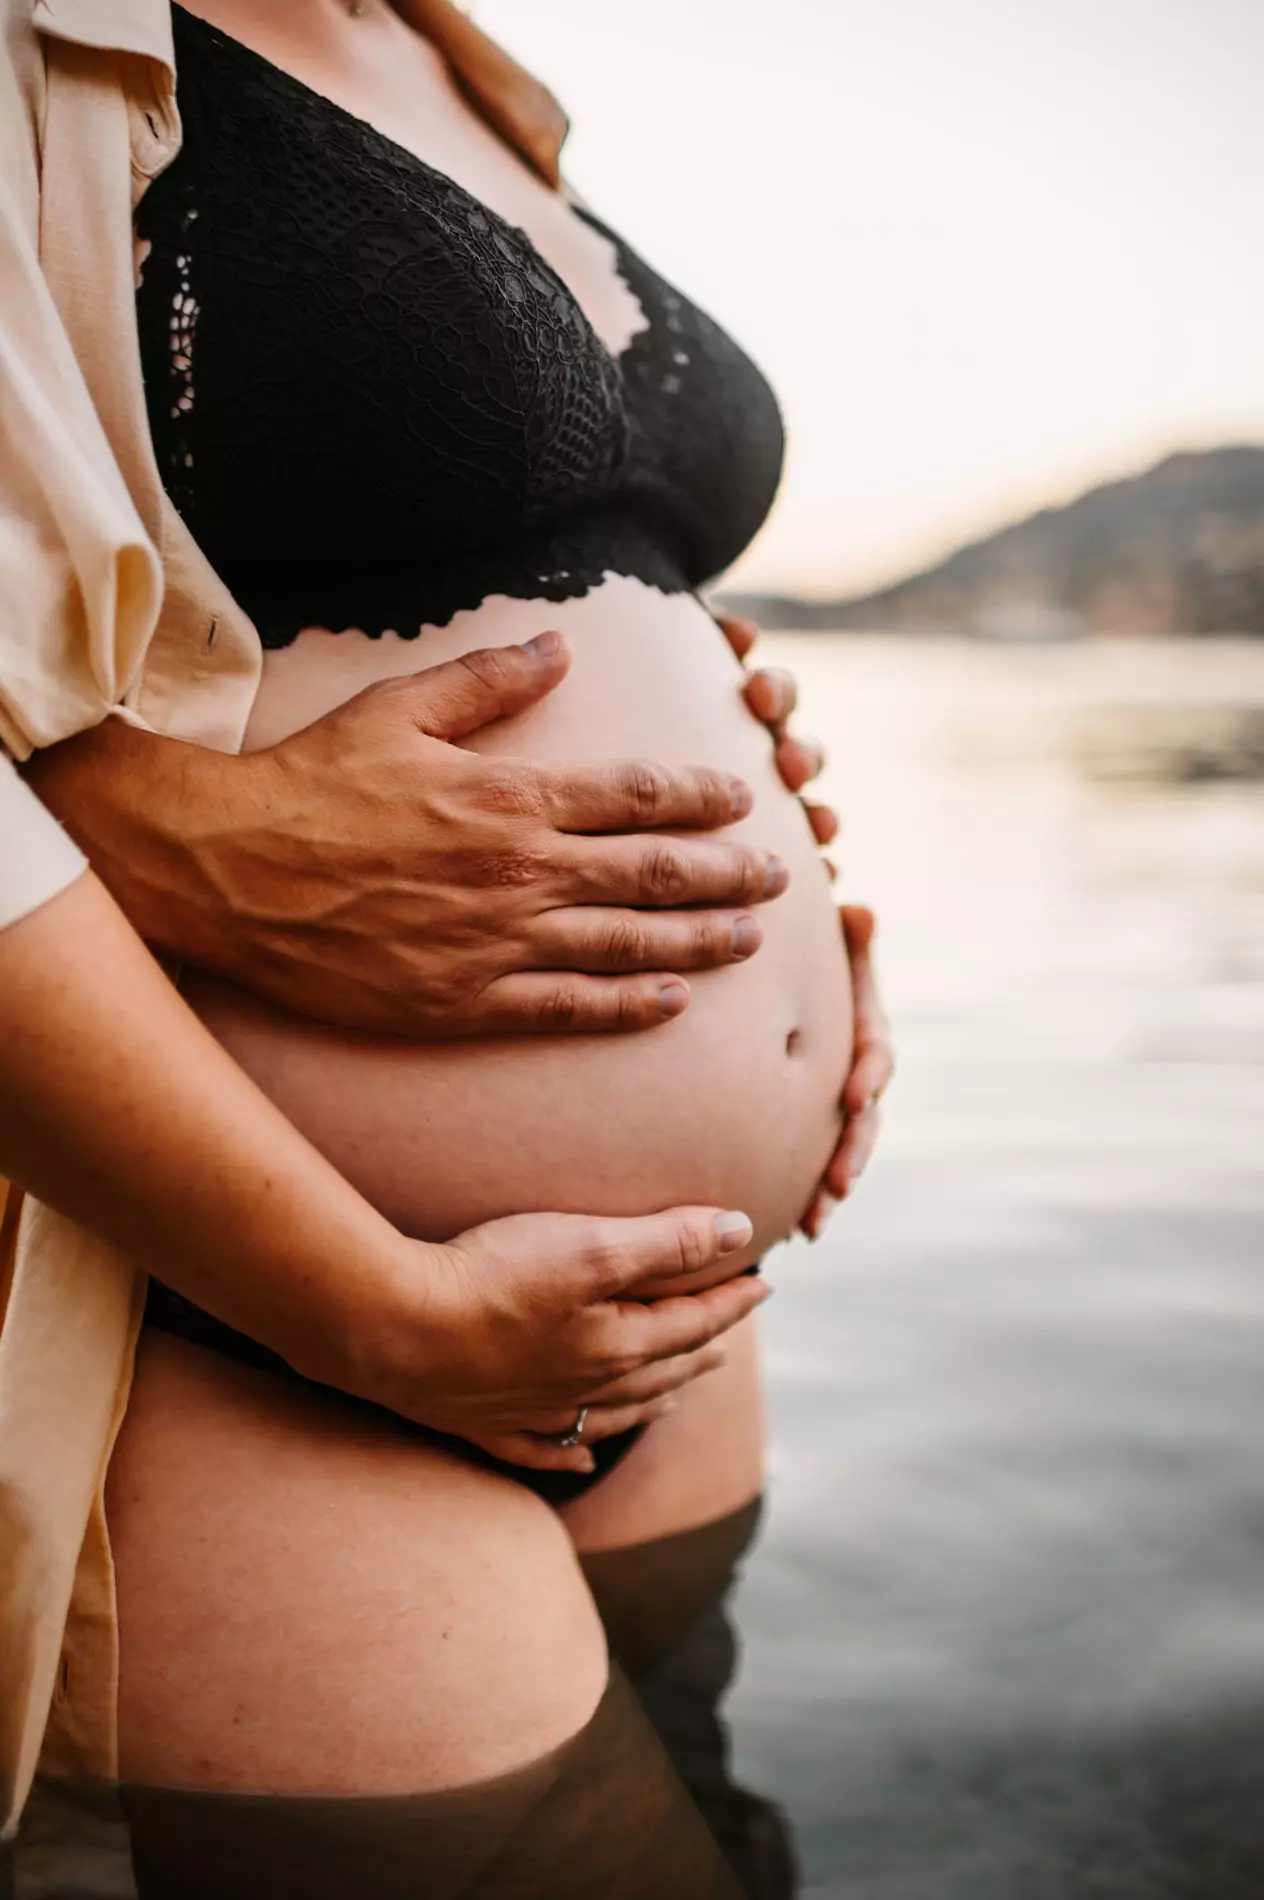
23 632 790 1038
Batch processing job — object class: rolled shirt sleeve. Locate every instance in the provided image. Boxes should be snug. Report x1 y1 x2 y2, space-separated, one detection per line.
0 756 86 929
0 51 163 766
0 23 155 927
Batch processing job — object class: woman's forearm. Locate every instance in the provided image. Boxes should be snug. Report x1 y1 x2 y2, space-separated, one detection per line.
0 871 766 1469
0 871 414 1388
10 717 778 1420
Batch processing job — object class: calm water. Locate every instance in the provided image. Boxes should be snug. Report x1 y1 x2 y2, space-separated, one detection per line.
730 636 1264 1898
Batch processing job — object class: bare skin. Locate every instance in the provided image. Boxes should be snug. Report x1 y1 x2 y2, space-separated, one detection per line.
715 615 896 1234
0 873 774 1799
108 1337 613 1794
198 590 851 1284
100 0 891 1806
108 1319 768 1794
0 875 769 1468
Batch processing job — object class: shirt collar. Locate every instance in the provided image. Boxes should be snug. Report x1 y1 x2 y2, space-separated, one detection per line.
32 0 178 170
31 0 174 70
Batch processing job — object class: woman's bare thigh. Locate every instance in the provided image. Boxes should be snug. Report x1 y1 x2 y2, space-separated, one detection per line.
107 1331 607 1796
559 1315 765 1554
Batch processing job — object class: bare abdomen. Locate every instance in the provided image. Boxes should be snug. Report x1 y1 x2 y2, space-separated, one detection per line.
184 580 852 1273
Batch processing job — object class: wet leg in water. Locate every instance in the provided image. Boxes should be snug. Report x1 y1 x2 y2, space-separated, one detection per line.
564 1316 799 1900
96 1334 746 1900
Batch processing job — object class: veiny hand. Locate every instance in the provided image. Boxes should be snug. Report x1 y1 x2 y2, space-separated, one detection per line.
25 631 790 1039
714 610 840 853
359 1204 769 1473
801 905 895 1237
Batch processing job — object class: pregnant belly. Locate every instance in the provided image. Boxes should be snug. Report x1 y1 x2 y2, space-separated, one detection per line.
183 579 853 1278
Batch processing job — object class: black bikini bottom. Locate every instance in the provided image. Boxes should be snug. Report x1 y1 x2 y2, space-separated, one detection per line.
142 1276 640 1505
144 1261 764 1497
144 1259 762 1506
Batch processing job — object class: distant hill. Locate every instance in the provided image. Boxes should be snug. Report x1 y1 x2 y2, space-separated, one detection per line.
721 447 1264 637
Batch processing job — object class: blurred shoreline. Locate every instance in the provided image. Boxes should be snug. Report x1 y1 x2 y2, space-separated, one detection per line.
721 446 1264 645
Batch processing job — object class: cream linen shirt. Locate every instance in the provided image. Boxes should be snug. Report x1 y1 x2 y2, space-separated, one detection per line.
0 0 567 1865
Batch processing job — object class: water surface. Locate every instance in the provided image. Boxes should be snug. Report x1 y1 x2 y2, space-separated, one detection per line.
731 635 1264 1898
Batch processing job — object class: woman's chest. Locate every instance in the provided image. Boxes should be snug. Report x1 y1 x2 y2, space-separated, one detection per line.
135 9 784 633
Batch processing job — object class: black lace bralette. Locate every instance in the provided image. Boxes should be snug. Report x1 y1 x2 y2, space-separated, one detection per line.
134 6 785 648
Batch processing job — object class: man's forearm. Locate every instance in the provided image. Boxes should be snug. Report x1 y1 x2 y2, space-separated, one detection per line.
21 718 263 966
0 870 412 1390
17 659 780 1040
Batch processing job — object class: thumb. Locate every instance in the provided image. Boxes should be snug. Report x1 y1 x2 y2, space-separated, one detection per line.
570 1205 756 1301
404 631 571 741
449 1202 753 1307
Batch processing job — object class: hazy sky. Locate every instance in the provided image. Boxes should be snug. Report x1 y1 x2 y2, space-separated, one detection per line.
477 0 1264 596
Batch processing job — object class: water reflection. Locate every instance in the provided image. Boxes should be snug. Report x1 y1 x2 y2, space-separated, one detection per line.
731 636 1264 1897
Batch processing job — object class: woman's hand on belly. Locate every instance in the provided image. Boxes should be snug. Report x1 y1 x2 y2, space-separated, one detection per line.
713 612 891 1235
354 1203 768 1473
714 609 839 849
27 631 789 1040
801 904 896 1238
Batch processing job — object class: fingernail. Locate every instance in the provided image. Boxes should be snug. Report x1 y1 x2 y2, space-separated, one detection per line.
525 629 563 657
731 915 761 959
659 980 689 1018
814 1191 839 1235
728 775 754 820
714 1211 754 1252
764 854 789 897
